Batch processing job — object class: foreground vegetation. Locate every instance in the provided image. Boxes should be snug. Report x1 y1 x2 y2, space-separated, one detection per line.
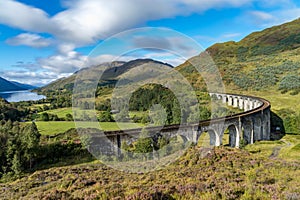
0 134 299 199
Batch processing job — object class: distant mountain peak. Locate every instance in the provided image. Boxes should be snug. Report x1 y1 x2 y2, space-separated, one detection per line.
37 58 173 92
0 77 36 92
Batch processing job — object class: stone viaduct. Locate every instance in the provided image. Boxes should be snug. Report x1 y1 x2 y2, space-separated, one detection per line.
87 93 271 155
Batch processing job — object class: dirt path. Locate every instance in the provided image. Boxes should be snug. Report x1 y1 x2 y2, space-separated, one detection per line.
269 139 291 159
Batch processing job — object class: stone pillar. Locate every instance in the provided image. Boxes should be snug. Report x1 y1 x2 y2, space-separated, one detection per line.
244 99 249 111
228 125 237 147
233 97 238 108
242 120 253 144
237 118 242 147
207 130 220 146
230 124 240 148
262 109 271 140
254 101 260 108
222 95 227 104
228 96 233 106
266 110 271 140
253 116 262 141
249 100 254 110
238 98 244 110
192 126 200 144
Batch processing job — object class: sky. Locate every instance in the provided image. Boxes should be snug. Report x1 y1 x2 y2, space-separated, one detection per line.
0 0 300 86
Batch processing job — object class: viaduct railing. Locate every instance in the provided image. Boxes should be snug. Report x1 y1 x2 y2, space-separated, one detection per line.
99 93 271 150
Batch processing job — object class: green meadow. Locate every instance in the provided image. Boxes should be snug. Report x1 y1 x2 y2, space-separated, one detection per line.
29 121 144 135
40 107 73 118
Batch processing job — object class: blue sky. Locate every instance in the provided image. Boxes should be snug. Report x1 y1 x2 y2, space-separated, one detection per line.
0 0 300 86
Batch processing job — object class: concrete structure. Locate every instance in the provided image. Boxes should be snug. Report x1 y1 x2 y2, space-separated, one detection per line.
88 93 271 155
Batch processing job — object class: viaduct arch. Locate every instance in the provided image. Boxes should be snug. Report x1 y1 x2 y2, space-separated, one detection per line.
92 93 271 155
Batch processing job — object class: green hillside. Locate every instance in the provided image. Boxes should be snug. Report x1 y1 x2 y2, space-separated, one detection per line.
178 18 300 93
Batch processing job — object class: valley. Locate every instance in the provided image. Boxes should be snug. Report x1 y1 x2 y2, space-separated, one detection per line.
0 17 300 200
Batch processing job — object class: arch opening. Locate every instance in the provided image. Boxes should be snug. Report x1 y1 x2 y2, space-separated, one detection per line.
197 130 219 147
224 124 239 147
242 120 253 145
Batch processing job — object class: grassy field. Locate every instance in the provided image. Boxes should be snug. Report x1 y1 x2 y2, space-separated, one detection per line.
30 121 144 135
40 107 73 118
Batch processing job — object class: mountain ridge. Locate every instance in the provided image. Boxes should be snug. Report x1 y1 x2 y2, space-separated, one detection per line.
0 77 36 92
37 58 173 93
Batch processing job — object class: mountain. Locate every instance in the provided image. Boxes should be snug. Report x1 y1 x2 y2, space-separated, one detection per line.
40 18 300 96
0 77 35 92
178 17 300 94
10 81 37 90
37 59 173 93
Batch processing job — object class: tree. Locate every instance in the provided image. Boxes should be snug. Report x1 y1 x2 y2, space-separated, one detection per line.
41 112 49 121
22 122 41 169
81 134 92 151
11 152 22 177
114 109 129 122
172 99 181 124
65 113 73 121
141 114 150 124
149 104 167 125
134 128 153 154
98 111 113 122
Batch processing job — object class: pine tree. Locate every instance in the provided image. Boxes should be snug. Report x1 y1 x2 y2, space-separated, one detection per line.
11 152 22 177
22 122 41 169
172 99 181 124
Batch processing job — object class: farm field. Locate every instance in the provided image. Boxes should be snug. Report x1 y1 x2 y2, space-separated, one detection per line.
28 121 144 135
40 107 73 118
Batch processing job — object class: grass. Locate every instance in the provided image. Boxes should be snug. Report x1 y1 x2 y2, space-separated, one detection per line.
245 134 300 160
29 121 144 135
29 103 50 110
239 90 300 112
278 134 300 161
34 121 75 135
39 107 73 118
129 111 147 118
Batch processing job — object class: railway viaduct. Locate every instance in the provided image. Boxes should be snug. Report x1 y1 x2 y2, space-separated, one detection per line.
86 93 271 155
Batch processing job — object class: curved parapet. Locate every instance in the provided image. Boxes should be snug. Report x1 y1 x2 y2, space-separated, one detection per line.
102 93 271 151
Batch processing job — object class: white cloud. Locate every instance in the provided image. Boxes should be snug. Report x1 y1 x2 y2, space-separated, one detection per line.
0 0 55 33
37 51 87 73
2 0 295 47
1 0 300 85
6 33 52 48
0 0 263 46
57 43 76 55
250 11 274 22
2 70 69 86
221 33 242 38
271 8 300 24
246 8 300 27
37 51 138 74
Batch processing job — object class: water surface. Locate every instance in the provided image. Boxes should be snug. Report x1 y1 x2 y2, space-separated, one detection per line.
0 90 46 102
